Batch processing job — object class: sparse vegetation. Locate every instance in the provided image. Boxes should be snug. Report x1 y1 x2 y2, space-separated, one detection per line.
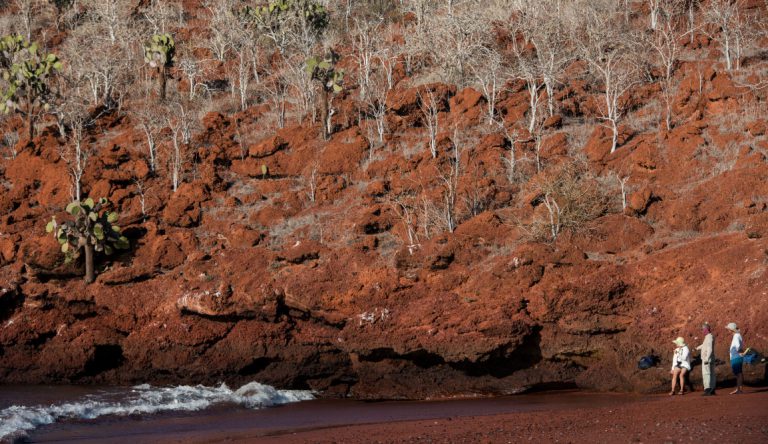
46 198 130 283
0 34 61 141
0 0 763 260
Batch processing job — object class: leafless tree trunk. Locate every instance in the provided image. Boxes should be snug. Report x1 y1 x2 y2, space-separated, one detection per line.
495 120 519 184
704 0 742 71
574 0 641 153
388 194 421 254
647 1 687 131
418 89 440 159
471 47 504 125
542 192 562 241
13 0 36 41
353 18 379 103
366 73 390 146
58 109 93 202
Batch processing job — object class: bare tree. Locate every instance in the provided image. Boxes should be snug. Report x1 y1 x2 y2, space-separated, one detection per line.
204 1 236 62
141 0 182 36
704 0 743 71
375 47 398 91
1 132 20 160
133 178 150 220
436 127 465 233
178 55 208 101
388 193 421 254
262 61 291 129
82 0 132 46
573 0 641 153
509 27 545 134
63 16 135 109
417 4 489 85
232 32 254 111
13 0 45 41
301 162 319 203
648 0 662 30
163 100 200 192
506 1 571 129
365 71 390 147
494 119 520 184
132 105 164 174
284 55 315 124
647 0 688 131
418 88 440 159
165 113 185 193
352 18 380 103
470 46 505 125
528 7 571 118
58 101 95 201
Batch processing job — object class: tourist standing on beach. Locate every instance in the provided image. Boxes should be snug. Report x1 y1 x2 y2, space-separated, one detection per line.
670 337 691 395
696 323 716 396
726 322 744 394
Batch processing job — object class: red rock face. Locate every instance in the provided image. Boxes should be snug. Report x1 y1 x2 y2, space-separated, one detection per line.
1 4 768 399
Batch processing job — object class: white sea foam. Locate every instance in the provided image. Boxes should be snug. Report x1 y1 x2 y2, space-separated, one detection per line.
0 382 314 441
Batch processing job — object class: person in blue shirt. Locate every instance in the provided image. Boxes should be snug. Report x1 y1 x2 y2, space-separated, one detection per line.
726 322 744 395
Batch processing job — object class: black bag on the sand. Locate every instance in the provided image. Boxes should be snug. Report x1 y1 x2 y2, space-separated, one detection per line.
638 355 656 370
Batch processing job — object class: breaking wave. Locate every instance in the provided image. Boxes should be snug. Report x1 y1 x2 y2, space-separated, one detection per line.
0 382 314 442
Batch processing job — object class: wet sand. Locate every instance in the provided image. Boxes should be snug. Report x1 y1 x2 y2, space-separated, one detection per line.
28 389 768 443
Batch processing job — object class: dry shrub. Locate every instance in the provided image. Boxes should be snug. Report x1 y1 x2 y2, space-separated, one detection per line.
522 160 610 242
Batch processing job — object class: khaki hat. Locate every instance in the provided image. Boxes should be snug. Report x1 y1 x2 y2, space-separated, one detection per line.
726 322 739 332
673 337 686 347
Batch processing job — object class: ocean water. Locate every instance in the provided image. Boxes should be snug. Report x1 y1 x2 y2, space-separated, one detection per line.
0 382 314 442
0 386 650 443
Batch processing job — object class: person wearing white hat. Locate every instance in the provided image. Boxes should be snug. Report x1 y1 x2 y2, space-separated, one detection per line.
726 322 744 394
670 336 691 395
696 323 716 396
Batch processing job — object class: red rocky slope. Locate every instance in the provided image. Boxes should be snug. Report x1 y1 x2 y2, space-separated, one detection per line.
1 7 768 399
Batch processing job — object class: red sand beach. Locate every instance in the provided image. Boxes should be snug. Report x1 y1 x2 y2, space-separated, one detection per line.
220 391 768 444
30 389 764 444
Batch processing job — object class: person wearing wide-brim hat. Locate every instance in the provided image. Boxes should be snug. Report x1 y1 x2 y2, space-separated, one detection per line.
726 322 745 394
670 336 691 395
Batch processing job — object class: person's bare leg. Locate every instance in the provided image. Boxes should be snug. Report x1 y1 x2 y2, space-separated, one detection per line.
670 369 679 395
731 373 743 394
678 369 687 394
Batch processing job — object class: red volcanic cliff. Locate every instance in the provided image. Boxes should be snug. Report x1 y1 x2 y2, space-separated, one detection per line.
1 1 767 398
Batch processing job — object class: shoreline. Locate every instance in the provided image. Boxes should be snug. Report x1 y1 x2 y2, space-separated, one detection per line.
22 388 768 443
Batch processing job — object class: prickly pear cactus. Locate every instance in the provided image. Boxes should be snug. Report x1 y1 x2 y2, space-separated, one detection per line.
0 34 62 138
242 0 328 35
144 33 175 100
305 53 344 94
144 33 176 69
46 198 130 282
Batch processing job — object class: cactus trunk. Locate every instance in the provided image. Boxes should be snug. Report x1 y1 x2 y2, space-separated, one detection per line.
27 110 33 141
26 91 34 141
84 242 95 283
160 66 167 101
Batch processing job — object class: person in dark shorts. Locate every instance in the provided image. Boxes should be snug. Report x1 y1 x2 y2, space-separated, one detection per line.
726 322 744 394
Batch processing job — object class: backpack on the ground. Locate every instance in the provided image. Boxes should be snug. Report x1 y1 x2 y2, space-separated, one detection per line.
638 355 658 370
